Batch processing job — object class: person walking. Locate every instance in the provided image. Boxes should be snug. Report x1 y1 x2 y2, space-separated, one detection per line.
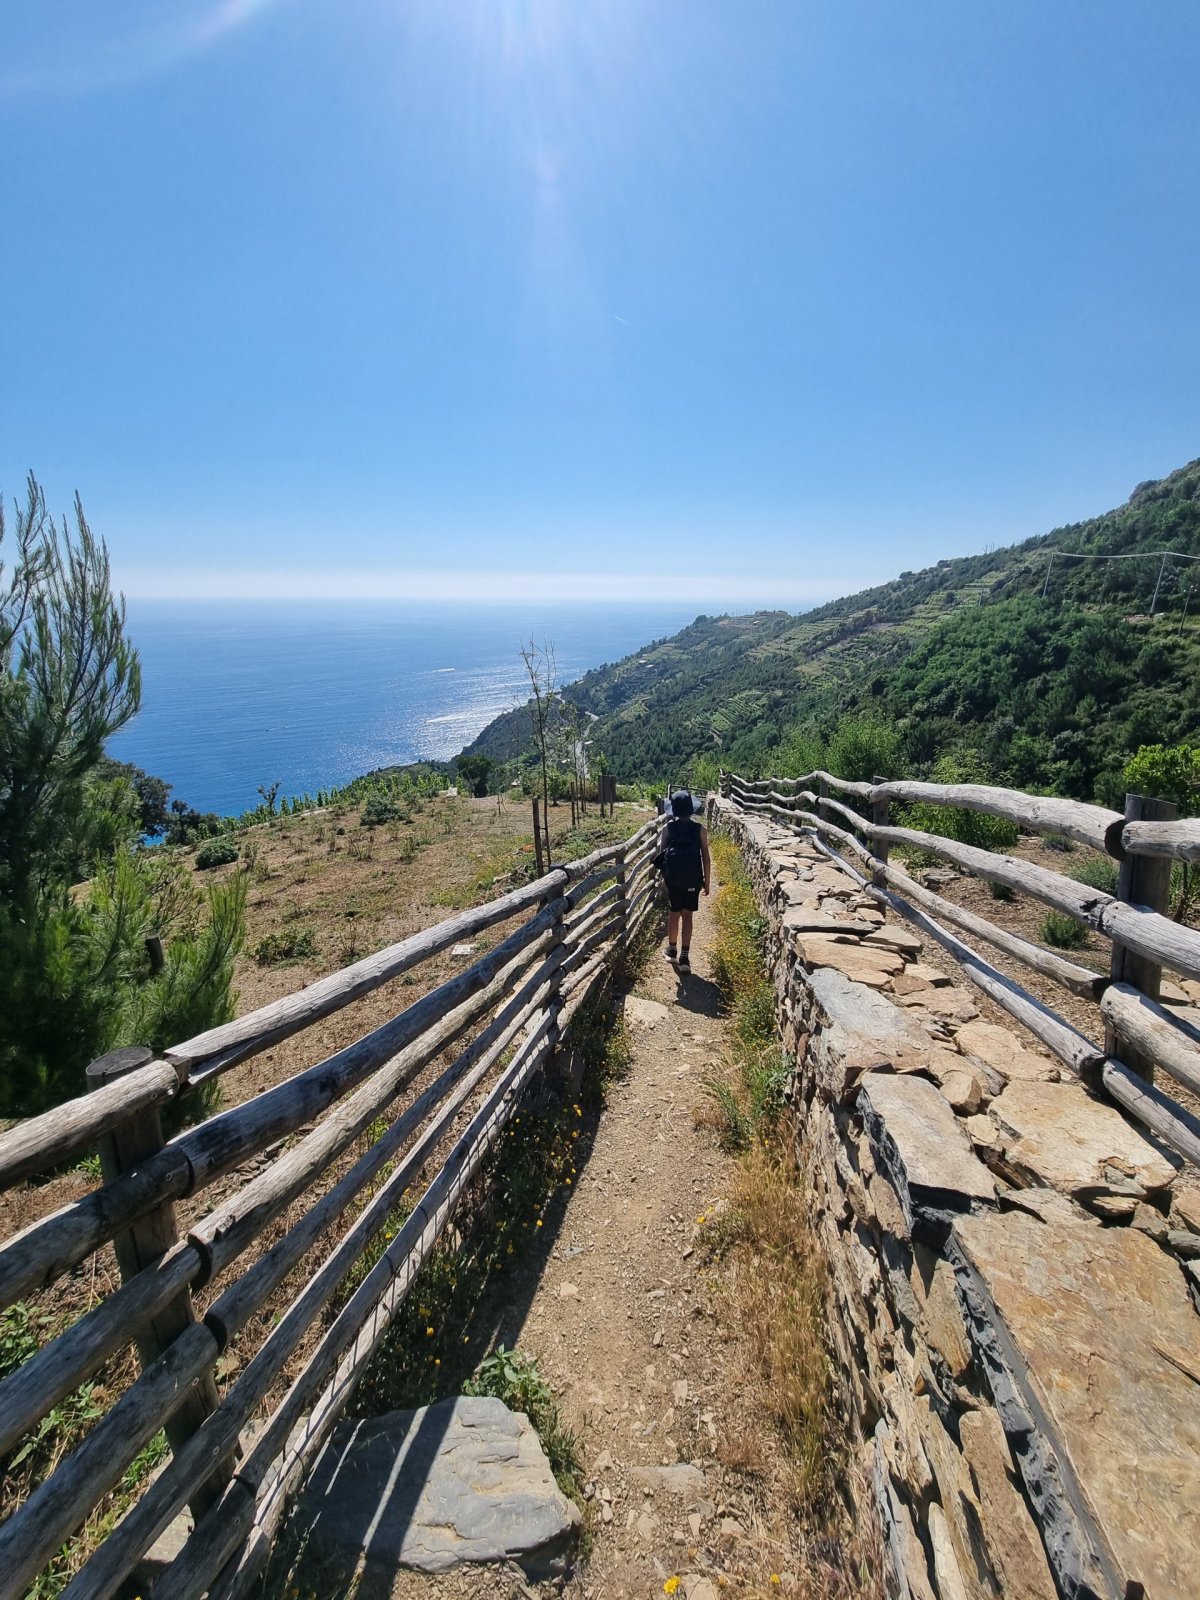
656 790 711 972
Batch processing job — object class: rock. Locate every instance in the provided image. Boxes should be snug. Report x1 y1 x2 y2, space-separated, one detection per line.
987 1079 1178 1204
926 1502 970 1600
859 1071 996 1241
863 925 925 956
672 1379 689 1403
959 1410 1058 1600
794 935 905 986
1168 1228 1200 1259
951 1208 1200 1600
922 1258 972 1378
450 943 479 959
629 1463 705 1498
898 987 980 1022
1171 1188 1200 1233
938 1068 984 1115
558 1282 579 1299
1131 1202 1169 1243
954 1021 1058 1084
807 969 938 1100
1158 979 1192 1006
891 971 935 996
781 908 875 937
297 1397 580 1576
964 1113 1000 1151
684 1576 719 1600
625 995 671 1029
905 962 952 987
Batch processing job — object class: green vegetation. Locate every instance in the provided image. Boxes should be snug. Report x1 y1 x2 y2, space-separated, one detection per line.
1041 911 1089 950
703 832 791 1150
194 836 239 869
0 476 244 1118
251 927 317 966
455 752 494 796
464 460 1200 807
462 1346 582 1498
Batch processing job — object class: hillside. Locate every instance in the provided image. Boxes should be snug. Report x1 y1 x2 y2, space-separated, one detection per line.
464 459 1200 804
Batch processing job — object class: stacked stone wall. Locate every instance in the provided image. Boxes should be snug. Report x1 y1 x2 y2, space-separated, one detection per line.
711 797 1200 1600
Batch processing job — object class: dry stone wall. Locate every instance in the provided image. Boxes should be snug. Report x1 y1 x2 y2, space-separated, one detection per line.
710 797 1200 1600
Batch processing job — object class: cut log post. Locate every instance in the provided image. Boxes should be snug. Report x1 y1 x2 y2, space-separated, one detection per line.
532 797 545 876
871 776 890 867
614 845 628 948
1106 792 1177 1082
84 1049 232 1517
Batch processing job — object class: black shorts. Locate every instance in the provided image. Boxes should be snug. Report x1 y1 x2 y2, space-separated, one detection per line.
667 884 701 913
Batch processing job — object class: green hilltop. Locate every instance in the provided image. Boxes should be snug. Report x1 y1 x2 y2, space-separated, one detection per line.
465 458 1200 805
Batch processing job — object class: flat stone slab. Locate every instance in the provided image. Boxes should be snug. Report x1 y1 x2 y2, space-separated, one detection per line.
781 908 875 937
298 1397 580 1577
954 1019 1059 1083
794 935 905 985
952 1209 1200 1600
987 1079 1178 1202
807 969 938 1098
863 925 925 957
859 1071 995 1239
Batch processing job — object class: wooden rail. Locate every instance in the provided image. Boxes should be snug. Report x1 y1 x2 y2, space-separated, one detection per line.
0 813 668 1600
720 770 1200 1172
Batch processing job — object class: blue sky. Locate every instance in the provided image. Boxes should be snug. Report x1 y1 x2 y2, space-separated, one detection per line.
2 1 1198 604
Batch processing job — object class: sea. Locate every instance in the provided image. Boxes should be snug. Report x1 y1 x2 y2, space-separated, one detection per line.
106 601 727 817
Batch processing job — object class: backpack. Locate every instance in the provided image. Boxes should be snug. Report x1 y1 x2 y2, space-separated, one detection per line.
656 818 703 891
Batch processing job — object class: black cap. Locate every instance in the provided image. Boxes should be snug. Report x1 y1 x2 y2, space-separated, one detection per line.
670 791 694 817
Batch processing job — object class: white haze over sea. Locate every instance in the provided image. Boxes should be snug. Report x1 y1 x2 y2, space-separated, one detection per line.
107 600 809 816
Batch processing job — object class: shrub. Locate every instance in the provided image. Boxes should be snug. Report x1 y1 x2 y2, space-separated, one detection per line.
1041 911 1088 949
359 795 403 828
1069 857 1120 896
195 837 238 870
251 928 317 966
989 880 1015 902
1043 833 1075 853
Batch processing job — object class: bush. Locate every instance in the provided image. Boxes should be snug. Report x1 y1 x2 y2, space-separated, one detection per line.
195 837 238 870
359 795 404 828
1041 911 1088 949
989 880 1015 902
252 928 317 966
1069 857 1120 896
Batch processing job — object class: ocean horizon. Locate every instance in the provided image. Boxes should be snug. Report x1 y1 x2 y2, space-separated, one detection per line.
107 599 806 816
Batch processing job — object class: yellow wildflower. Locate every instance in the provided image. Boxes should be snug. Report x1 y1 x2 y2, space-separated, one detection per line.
426 1326 434 1336
663 1580 680 1596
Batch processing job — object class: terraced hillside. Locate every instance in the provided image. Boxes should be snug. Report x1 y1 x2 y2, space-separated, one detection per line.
465 458 1200 801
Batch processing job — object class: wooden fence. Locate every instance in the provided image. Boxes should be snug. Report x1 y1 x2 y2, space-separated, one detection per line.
0 816 668 1600
720 770 1200 1172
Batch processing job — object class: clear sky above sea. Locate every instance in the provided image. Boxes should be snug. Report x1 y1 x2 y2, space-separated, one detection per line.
1 2 1198 604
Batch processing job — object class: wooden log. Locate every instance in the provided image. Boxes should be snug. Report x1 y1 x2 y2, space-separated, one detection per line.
0 1320 220 1600
1122 817 1200 863
873 780 1122 852
564 863 621 905
192 932 557 1281
85 1048 230 1518
167 868 569 1080
0 1143 191 1313
0 1241 202 1460
0 1058 179 1191
564 885 622 945
1100 983 1200 1099
805 834 1105 1078
205 978 552 1346
81 1010 557 1600
792 807 1104 998
173 898 564 1192
1098 1059 1200 1170
1107 793 1176 1079
154 1021 559 1600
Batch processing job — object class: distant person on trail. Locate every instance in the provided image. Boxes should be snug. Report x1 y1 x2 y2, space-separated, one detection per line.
655 790 711 973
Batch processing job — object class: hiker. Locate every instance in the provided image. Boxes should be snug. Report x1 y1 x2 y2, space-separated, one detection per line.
656 790 711 972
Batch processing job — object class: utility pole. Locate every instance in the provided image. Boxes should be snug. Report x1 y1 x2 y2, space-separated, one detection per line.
1150 553 1169 616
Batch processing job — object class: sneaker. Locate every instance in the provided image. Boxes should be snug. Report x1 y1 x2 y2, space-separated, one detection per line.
678 950 691 971
665 945 677 963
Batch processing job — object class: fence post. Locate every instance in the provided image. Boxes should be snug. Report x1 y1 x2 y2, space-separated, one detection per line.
614 844 628 951
1105 792 1178 1082
532 798 545 876
872 776 890 871
86 1046 234 1517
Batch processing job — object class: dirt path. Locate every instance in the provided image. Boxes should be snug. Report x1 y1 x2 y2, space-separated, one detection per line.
381 877 787 1600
